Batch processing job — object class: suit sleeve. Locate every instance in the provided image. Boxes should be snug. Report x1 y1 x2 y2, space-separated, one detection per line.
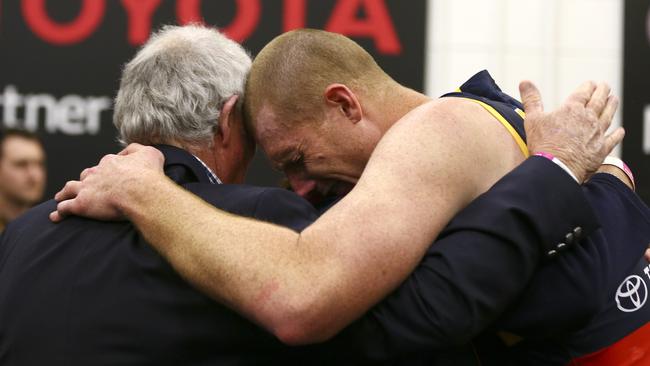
496 173 650 337
334 157 600 362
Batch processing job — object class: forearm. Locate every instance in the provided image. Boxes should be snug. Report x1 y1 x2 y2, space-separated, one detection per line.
120 172 443 343
113 103 538 346
118 171 322 340
106 105 481 344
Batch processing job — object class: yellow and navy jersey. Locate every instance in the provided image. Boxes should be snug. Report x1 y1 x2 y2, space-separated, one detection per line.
440 70 529 158
446 71 650 366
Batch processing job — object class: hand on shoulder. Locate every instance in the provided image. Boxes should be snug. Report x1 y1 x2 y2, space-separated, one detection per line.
50 143 166 222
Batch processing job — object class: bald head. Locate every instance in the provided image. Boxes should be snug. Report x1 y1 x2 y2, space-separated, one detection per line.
244 29 396 133
244 29 430 199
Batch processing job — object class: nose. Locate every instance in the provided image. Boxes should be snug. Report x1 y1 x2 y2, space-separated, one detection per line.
286 172 317 198
26 163 45 186
29 164 42 176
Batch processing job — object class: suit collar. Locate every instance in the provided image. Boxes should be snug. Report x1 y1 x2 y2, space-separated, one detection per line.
154 144 215 185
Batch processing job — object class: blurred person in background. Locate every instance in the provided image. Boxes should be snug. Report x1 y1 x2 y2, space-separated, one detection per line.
0 128 46 231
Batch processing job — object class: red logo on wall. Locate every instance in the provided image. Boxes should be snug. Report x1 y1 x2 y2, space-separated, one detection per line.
17 0 402 54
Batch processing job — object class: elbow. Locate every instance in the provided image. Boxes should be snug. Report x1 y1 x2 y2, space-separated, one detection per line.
260 252 347 346
274 321 324 346
269 295 340 346
273 313 339 346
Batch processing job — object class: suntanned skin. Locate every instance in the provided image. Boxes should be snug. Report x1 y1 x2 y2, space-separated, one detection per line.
53 79 623 345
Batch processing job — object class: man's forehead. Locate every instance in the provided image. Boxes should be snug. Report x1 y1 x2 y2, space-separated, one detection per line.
3 137 43 156
253 104 282 140
253 105 294 159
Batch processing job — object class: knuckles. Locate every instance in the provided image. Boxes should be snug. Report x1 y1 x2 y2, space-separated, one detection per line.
99 154 117 165
143 146 164 165
80 166 98 181
63 181 75 194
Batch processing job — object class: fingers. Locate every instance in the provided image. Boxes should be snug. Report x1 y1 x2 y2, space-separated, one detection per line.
142 146 166 167
645 248 650 262
599 95 619 126
567 81 597 106
52 177 89 223
99 154 118 166
121 145 165 169
519 80 544 115
49 210 64 223
80 167 96 181
585 82 611 117
76 152 121 183
54 180 82 202
50 193 82 223
603 127 625 156
55 199 78 221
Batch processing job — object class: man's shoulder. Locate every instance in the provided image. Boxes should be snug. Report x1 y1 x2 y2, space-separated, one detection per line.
392 97 508 145
3 200 59 236
183 183 319 232
1 199 129 243
416 97 488 120
380 96 524 202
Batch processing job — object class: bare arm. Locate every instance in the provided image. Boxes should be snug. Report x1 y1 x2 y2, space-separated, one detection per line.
62 100 487 344
53 81 623 344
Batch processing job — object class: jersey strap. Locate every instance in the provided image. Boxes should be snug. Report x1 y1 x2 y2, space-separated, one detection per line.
441 70 529 157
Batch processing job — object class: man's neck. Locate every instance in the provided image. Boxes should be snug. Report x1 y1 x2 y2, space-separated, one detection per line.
161 141 226 184
191 149 219 174
0 194 30 226
371 86 432 133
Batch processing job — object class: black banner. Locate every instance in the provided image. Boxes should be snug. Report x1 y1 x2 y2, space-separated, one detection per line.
623 0 650 203
0 0 427 198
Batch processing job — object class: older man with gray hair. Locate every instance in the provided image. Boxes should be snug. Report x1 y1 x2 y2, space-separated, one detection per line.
114 24 253 183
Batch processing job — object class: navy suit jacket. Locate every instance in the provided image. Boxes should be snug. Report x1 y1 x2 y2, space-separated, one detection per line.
0 146 607 365
0 145 332 365
477 173 650 365
338 162 649 365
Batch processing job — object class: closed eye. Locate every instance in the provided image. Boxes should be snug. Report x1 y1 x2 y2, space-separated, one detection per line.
272 155 302 172
290 153 304 165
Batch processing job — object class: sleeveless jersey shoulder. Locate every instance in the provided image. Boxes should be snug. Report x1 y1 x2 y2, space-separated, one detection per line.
441 70 528 157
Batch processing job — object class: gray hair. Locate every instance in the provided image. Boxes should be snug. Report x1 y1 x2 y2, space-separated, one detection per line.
113 24 252 147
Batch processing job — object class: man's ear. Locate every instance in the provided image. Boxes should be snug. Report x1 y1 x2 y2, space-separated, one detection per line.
324 84 363 123
215 95 240 148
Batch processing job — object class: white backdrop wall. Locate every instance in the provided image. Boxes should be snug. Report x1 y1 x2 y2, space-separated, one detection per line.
424 0 623 153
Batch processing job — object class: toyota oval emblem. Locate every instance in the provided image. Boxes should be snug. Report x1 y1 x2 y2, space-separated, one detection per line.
616 275 648 313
